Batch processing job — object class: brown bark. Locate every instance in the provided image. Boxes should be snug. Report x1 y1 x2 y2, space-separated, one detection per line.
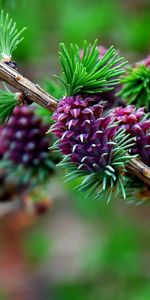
0 61 57 111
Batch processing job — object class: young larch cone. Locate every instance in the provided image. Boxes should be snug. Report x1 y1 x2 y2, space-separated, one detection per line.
51 95 117 172
113 105 150 166
51 96 133 200
0 106 49 166
0 105 56 183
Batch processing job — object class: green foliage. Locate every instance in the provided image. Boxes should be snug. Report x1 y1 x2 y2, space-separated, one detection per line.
22 229 51 265
0 89 19 124
34 104 53 125
1 0 149 63
0 290 7 300
60 0 119 44
57 40 126 96
0 10 26 60
57 128 135 202
0 0 16 6
101 226 139 275
83 224 139 278
118 65 150 108
35 79 64 124
44 79 64 100
53 283 92 300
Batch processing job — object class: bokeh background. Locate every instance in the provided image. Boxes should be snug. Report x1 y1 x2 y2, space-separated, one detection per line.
0 0 150 299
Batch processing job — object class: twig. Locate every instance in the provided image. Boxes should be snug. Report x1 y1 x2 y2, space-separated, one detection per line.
0 61 58 111
0 61 150 186
126 158 150 186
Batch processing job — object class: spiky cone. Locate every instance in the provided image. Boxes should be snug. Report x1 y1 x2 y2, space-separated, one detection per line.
0 105 57 184
113 105 150 166
51 95 133 201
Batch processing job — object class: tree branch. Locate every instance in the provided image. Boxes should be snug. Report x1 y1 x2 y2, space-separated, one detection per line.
0 61 58 111
0 61 150 186
126 158 150 186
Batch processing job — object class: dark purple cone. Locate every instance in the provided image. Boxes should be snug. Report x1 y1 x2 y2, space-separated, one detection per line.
113 105 150 166
100 87 124 110
0 106 50 167
51 96 117 172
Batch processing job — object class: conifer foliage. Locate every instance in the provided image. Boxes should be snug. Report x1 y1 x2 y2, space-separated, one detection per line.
0 10 150 203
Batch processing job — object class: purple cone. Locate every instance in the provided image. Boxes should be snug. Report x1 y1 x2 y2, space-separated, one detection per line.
113 105 150 166
51 95 117 172
0 106 50 167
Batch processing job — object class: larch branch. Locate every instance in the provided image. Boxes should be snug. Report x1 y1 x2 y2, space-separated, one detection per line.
0 61 150 187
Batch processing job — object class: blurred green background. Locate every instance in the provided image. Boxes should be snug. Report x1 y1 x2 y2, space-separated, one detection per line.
0 0 150 299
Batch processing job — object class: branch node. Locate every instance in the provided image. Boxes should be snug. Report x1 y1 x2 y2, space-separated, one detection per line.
14 74 21 82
